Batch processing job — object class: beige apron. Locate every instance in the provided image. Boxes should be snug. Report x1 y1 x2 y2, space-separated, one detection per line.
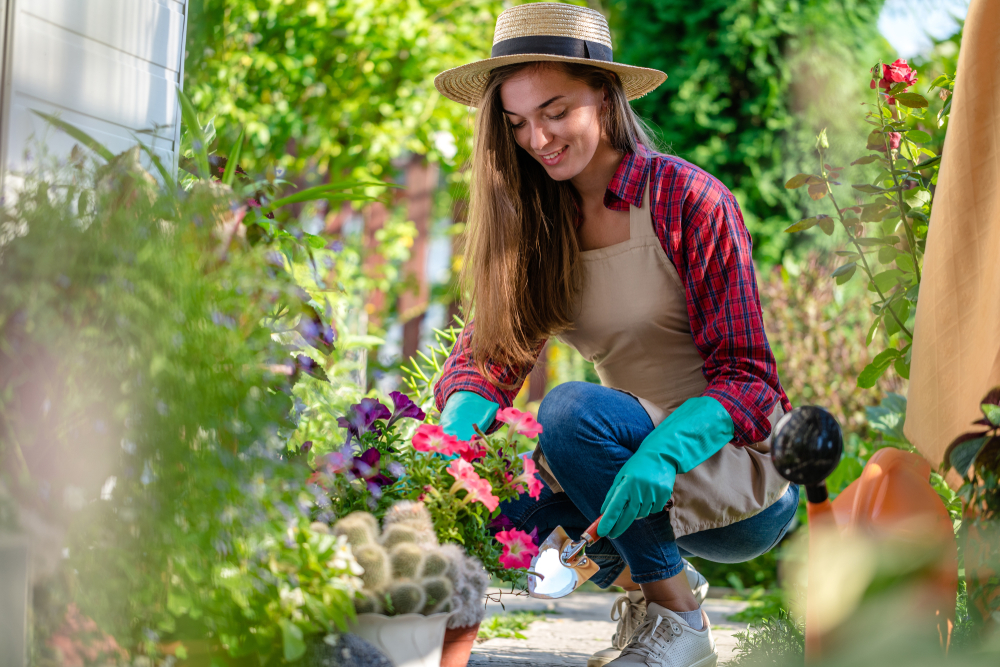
533 180 789 538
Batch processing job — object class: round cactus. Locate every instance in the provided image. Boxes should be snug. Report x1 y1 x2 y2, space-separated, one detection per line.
389 543 425 580
333 516 375 548
420 550 449 578
421 576 454 614
387 582 426 615
354 543 390 591
354 591 383 615
380 523 419 549
383 501 437 541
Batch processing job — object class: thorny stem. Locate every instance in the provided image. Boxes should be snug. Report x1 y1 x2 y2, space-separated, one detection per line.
874 86 923 285
819 149 914 340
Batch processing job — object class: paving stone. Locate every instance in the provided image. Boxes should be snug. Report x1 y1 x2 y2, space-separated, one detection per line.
470 589 749 667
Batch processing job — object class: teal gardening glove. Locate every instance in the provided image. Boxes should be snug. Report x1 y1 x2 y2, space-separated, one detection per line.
598 396 735 539
439 391 499 440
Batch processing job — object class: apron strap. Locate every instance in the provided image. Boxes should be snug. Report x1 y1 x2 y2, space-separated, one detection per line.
628 178 656 240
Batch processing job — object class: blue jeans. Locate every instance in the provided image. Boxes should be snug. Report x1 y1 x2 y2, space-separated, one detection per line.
502 382 799 587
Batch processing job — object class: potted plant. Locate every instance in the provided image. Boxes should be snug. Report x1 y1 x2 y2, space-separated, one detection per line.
332 503 488 667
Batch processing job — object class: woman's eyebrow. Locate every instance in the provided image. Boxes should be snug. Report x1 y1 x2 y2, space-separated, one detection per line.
502 95 566 115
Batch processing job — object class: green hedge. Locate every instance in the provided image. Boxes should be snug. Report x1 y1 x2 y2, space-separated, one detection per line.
612 0 892 264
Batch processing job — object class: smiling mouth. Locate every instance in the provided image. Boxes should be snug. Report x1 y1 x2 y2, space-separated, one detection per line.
539 146 567 161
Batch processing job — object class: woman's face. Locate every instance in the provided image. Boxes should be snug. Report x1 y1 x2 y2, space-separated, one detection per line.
499 65 607 182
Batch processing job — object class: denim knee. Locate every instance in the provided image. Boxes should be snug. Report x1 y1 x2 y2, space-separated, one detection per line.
537 381 604 465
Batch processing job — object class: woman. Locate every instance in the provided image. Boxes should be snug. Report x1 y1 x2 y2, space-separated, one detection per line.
432 5 798 667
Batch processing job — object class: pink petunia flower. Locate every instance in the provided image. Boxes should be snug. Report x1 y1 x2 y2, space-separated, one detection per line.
511 455 544 499
495 528 540 569
496 407 544 438
447 459 500 512
411 424 464 457
458 438 488 462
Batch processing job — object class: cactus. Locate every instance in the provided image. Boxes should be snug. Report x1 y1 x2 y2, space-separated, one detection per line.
420 551 449 578
386 581 426 615
333 515 376 548
353 543 390 591
355 590 383 615
421 576 454 614
342 503 482 619
382 501 437 544
380 523 418 549
440 544 490 629
389 543 425 580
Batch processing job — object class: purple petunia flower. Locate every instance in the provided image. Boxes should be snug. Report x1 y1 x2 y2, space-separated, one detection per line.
337 398 391 445
387 391 426 428
488 514 515 533
350 447 393 497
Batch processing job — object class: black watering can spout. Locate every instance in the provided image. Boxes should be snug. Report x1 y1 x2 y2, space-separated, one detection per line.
771 406 844 504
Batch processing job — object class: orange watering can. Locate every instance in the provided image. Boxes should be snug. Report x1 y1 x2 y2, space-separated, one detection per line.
771 407 958 661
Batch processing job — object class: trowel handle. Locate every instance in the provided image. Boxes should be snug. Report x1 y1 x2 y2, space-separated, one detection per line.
582 515 602 544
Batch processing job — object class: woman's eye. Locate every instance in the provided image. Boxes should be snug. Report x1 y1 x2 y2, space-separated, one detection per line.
511 120 526 129
550 111 566 120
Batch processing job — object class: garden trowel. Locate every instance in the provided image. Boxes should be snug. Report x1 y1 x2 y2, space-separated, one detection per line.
527 517 602 599
527 499 676 599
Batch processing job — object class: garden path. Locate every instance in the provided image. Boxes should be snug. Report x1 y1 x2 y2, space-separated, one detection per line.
470 589 750 667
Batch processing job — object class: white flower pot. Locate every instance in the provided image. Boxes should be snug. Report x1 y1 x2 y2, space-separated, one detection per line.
350 612 451 667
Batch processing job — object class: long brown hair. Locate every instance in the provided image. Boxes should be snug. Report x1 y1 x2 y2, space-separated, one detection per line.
463 61 657 382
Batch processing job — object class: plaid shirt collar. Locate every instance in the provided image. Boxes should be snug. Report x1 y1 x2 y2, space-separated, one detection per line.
604 144 653 210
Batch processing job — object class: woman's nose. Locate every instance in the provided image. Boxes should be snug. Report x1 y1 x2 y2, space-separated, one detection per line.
529 123 551 152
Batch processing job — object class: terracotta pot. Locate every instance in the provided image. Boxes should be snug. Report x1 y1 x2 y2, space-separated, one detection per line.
350 612 451 667
440 623 481 667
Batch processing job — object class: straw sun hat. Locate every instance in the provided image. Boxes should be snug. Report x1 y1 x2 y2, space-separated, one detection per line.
434 2 667 108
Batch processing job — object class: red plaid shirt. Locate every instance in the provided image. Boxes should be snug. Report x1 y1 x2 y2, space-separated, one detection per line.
433 146 791 445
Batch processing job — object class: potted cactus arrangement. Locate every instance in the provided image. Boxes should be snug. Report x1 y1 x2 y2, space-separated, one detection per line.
333 502 488 667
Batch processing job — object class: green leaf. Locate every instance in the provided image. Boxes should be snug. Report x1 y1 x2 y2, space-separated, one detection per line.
784 216 821 233
177 86 210 179
858 348 901 388
929 74 950 89
851 155 882 166
866 317 881 346
907 130 931 143
279 619 306 661
895 253 915 274
784 173 812 189
855 237 887 247
893 357 910 380
894 93 929 109
221 126 246 186
869 269 904 293
949 436 989 477
818 216 835 235
904 188 931 208
32 110 115 162
832 262 857 284
852 184 885 194
878 246 898 264
861 204 891 222
981 403 1000 427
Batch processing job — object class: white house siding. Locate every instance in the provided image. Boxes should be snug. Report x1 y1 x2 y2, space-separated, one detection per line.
0 0 188 191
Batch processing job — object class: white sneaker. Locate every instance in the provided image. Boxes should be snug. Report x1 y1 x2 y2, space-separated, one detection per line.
587 560 709 667
587 590 646 667
606 603 717 667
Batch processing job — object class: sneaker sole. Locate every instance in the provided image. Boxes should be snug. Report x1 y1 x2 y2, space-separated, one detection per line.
587 654 620 667
690 652 718 667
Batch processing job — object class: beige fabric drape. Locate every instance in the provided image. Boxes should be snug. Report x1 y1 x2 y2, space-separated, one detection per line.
905 0 1000 481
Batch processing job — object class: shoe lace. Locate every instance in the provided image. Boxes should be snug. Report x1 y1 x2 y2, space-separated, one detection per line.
619 615 683 660
610 595 646 650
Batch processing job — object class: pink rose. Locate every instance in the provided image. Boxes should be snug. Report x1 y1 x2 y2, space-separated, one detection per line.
871 59 917 105
495 528 540 569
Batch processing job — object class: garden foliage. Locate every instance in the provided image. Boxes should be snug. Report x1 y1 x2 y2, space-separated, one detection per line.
612 0 890 264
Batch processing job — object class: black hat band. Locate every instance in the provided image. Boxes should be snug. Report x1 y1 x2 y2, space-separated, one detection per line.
490 35 613 62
